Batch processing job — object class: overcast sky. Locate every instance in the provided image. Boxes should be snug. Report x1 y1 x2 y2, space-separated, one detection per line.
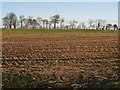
2 2 118 26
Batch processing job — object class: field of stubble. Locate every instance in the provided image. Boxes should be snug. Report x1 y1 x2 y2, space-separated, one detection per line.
2 29 120 89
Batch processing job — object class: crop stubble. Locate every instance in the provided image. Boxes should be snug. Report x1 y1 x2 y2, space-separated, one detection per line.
2 31 119 88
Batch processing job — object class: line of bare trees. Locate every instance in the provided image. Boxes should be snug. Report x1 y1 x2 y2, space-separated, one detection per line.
2 12 119 30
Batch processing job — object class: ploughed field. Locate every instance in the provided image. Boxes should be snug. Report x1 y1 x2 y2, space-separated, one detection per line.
2 29 120 88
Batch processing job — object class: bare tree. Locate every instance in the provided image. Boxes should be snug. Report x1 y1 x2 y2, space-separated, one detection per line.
88 19 93 29
23 18 28 28
73 20 78 29
65 25 70 29
70 19 78 29
27 16 33 28
45 19 49 29
5 12 17 28
70 20 73 29
36 17 42 29
60 18 64 29
19 15 25 28
113 24 118 30
91 24 96 29
50 14 60 29
106 24 112 30
80 22 86 29
2 16 9 28
95 19 106 30
32 18 37 28
48 21 52 29
42 19 48 29
101 20 106 30
3 12 117 30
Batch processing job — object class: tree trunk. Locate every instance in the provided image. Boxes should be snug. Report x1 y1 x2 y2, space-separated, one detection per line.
54 23 56 29
14 24 16 29
43 22 44 29
72 25 73 29
4 25 6 28
9 24 12 28
21 22 23 28
9 20 12 28
14 21 16 29
60 23 62 29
